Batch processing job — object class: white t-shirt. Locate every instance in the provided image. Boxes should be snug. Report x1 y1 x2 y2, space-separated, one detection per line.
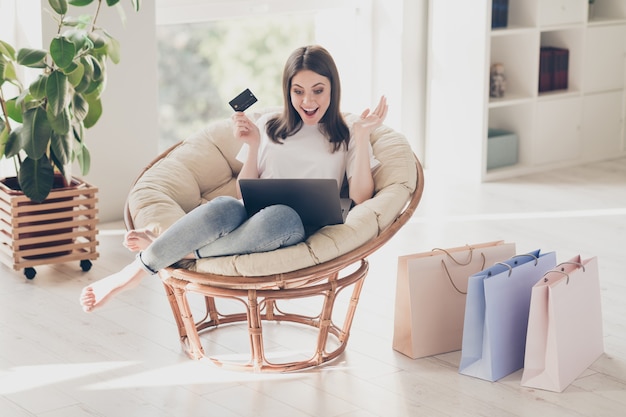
236 112 380 188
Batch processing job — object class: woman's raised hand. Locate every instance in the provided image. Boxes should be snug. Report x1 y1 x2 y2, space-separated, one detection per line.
353 95 388 137
232 112 260 146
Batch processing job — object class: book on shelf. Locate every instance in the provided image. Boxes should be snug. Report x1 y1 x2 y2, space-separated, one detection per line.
552 48 569 90
491 0 509 29
538 47 569 93
539 48 554 92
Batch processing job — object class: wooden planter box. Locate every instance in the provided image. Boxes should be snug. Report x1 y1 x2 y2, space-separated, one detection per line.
0 177 99 279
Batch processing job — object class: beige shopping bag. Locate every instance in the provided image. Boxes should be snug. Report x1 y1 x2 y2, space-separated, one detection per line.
521 256 604 392
392 241 516 359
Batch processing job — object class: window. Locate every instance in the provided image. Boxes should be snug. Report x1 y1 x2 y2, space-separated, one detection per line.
155 0 371 151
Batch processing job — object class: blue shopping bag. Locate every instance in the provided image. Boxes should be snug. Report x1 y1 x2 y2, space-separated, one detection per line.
458 249 557 382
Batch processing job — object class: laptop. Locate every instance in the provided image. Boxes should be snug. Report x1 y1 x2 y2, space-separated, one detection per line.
239 178 353 232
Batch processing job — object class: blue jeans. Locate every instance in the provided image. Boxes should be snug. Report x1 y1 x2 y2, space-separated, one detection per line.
138 196 305 274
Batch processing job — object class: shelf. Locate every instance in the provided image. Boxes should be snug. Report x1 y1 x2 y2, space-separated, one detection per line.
490 25 536 36
588 16 626 25
426 0 626 183
537 90 581 101
538 0 587 27
588 0 626 22
488 94 534 108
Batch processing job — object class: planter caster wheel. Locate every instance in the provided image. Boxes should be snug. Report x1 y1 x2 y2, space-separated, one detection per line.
24 267 36 280
80 260 93 272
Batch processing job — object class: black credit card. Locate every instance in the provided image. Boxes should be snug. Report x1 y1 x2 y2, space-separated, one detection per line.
229 88 257 112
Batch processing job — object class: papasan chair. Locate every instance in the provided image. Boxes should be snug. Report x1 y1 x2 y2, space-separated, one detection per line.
124 109 424 372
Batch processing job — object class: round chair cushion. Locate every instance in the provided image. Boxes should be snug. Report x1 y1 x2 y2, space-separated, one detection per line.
127 109 417 276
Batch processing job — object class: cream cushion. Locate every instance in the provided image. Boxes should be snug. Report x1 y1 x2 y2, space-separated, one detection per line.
127 109 417 276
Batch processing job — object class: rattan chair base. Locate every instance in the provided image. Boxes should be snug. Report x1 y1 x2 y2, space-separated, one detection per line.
160 259 369 372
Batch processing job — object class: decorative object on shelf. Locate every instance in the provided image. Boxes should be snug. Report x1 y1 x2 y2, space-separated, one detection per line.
489 63 506 98
0 0 141 203
539 47 569 93
0 176 98 279
487 128 518 170
588 0 596 20
491 0 509 28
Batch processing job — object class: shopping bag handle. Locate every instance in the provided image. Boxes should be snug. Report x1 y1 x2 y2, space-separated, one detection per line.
432 245 478 266
557 261 585 272
490 253 539 277
542 261 585 284
436 248 486 295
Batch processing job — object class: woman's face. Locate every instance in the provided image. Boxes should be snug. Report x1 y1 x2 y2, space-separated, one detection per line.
290 70 331 125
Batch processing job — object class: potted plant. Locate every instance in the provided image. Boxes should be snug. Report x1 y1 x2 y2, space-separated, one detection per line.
0 0 140 201
0 0 140 278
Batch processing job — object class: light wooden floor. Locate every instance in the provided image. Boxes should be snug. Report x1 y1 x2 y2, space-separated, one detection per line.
1 157 625 417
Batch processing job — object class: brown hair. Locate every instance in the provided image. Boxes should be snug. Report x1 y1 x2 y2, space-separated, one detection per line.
266 45 349 152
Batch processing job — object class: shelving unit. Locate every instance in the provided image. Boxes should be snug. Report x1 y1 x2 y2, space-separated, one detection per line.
426 0 626 182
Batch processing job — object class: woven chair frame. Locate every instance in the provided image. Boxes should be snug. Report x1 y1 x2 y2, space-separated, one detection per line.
125 141 424 372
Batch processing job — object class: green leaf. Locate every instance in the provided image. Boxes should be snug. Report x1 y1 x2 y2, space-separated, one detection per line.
74 55 93 92
106 0 120 7
48 0 68 15
29 74 48 100
50 130 73 165
73 120 84 143
50 145 73 185
60 60 79 74
131 0 141 12
83 74 104 96
83 93 102 128
61 16 84 28
0 125 8 156
68 0 94 6
0 40 16 59
50 36 76 69
47 104 71 135
64 28 90 51
106 35 121 64
18 155 55 203
72 92 89 121
21 107 52 159
17 48 47 68
67 60 85 87
6 98 22 123
75 141 91 175
91 56 105 82
46 70 69 117
87 31 107 50
4 126 22 158
1 58 22 90
3 61 21 88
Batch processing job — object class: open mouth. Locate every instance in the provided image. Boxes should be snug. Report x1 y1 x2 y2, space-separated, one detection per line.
302 107 318 117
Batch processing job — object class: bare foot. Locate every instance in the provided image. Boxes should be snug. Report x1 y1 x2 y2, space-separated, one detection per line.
123 228 158 252
80 259 148 313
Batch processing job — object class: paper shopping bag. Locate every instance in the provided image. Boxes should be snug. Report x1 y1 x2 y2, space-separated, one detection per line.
392 241 516 359
521 256 604 392
458 249 557 381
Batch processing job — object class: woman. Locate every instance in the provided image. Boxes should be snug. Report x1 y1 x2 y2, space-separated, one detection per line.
80 45 388 312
